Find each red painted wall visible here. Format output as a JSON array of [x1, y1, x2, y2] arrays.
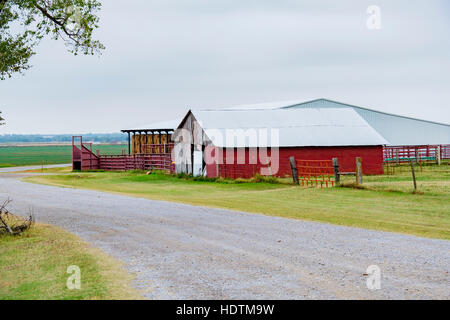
[[206, 146, 384, 178]]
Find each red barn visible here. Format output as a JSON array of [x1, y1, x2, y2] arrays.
[[173, 108, 387, 178]]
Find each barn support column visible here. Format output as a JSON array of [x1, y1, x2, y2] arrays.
[[127, 132, 131, 155], [202, 145, 206, 175], [191, 143, 194, 175]]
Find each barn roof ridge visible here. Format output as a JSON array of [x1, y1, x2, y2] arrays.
[[285, 98, 450, 127], [191, 98, 449, 126]]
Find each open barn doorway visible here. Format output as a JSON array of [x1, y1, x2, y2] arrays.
[[193, 150, 203, 176]]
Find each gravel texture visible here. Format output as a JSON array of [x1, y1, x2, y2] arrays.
[[1, 166, 449, 299], [0, 163, 70, 173]]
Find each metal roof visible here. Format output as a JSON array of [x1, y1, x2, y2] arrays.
[[200, 99, 308, 111], [120, 98, 449, 146], [189, 108, 388, 148], [281, 98, 450, 127], [121, 119, 182, 132], [280, 99, 450, 145]]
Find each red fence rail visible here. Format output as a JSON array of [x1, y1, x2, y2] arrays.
[[441, 145, 450, 159], [295, 159, 335, 187], [73, 136, 174, 172], [98, 154, 173, 172], [383, 145, 450, 164]]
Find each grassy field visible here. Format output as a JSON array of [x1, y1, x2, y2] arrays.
[[0, 223, 140, 300], [25, 164, 450, 240], [0, 144, 127, 167]]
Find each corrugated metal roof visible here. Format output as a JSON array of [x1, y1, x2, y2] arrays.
[[204, 99, 308, 110], [216, 98, 449, 126], [122, 119, 182, 132], [213, 98, 450, 146], [190, 108, 388, 148], [281, 99, 450, 145], [281, 98, 450, 126]]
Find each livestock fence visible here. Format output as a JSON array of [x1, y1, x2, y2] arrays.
[[291, 159, 336, 187], [98, 153, 173, 172], [383, 145, 449, 174], [289, 157, 363, 187], [383, 145, 450, 164], [72, 136, 174, 172]]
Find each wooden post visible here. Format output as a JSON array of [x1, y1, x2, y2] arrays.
[[356, 157, 363, 185], [436, 145, 441, 165], [289, 157, 299, 185], [332, 158, 340, 186], [395, 149, 399, 165], [127, 132, 131, 155], [191, 144, 194, 175], [410, 159, 417, 191]]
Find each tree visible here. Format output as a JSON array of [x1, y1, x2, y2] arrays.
[[0, 0, 104, 80], [0, 111, 4, 125]]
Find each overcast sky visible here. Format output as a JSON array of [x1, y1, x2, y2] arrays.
[[1, 0, 449, 134]]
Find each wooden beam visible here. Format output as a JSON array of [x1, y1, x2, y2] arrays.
[[289, 157, 299, 185], [356, 157, 363, 185], [332, 158, 340, 186], [127, 132, 131, 155], [410, 159, 417, 191]]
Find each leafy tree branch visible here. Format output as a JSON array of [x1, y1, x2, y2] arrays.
[[0, 0, 104, 80]]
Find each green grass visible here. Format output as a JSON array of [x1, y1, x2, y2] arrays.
[[0, 144, 127, 167], [25, 164, 450, 240], [0, 223, 141, 300]]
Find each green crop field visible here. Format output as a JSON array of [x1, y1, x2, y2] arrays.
[[0, 145, 128, 167]]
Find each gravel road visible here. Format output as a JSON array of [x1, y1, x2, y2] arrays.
[[1, 167, 449, 299], [0, 163, 70, 173]]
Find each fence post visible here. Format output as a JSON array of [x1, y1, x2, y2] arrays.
[[332, 158, 340, 186], [436, 145, 441, 165], [356, 157, 363, 185], [410, 159, 417, 191], [289, 157, 299, 185]]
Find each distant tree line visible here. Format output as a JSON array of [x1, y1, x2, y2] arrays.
[[0, 133, 127, 143]]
